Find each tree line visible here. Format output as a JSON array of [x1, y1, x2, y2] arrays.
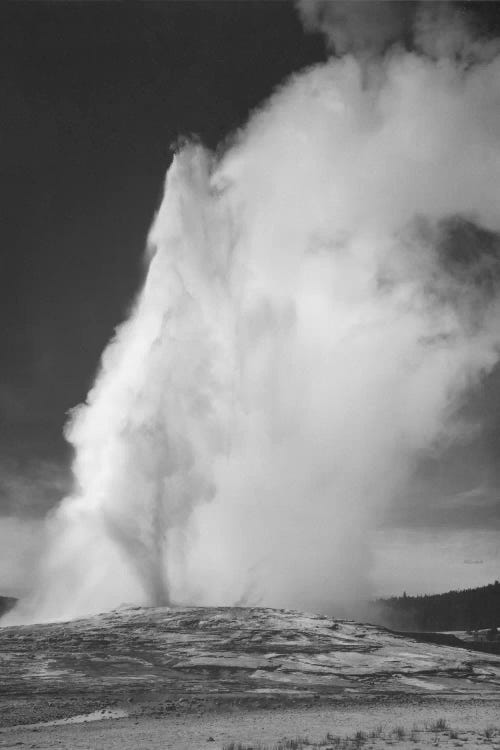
[[372, 580, 500, 632]]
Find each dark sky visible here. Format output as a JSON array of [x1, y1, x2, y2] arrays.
[[1, 0, 500, 555], [0, 1, 325, 502]]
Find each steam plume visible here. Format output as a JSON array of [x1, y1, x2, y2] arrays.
[[8, 7, 500, 623], [296, 0, 415, 56]]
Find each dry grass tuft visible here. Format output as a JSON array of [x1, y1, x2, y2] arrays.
[[429, 718, 449, 732]]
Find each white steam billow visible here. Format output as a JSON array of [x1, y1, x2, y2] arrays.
[[9, 28, 500, 623]]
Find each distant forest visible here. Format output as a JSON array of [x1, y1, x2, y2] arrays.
[[373, 581, 500, 632]]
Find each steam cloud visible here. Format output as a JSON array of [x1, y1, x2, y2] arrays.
[[297, 0, 416, 56], [8, 3, 500, 623]]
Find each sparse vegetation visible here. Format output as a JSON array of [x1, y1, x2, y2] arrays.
[[369, 725, 383, 738], [320, 733, 337, 746], [223, 737, 327, 750], [273, 739, 311, 750], [221, 738, 312, 750], [224, 721, 489, 750], [431, 718, 449, 732], [353, 730, 367, 747]]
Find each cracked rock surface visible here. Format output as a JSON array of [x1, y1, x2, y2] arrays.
[[1, 606, 500, 727]]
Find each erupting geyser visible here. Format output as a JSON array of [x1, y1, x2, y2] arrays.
[[9, 13, 500, 623]]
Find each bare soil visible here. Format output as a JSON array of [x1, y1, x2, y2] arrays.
[[0, 697, 499, 749]]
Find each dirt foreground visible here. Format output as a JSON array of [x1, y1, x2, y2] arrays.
[[0, 698, 499, 749]]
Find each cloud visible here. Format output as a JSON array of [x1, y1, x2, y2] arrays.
[[372, 528, 500, 596], [296, 1, 500, 64], [414, 3, 500, 63], [0, 517, 45, 597], [0, 458, 70, 518], [384, 484, 500, 533]]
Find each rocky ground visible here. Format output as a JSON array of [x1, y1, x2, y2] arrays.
[[0, 606, 499, 748]]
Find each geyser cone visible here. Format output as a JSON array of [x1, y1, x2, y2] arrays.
[[9, 42, 500, 623]]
